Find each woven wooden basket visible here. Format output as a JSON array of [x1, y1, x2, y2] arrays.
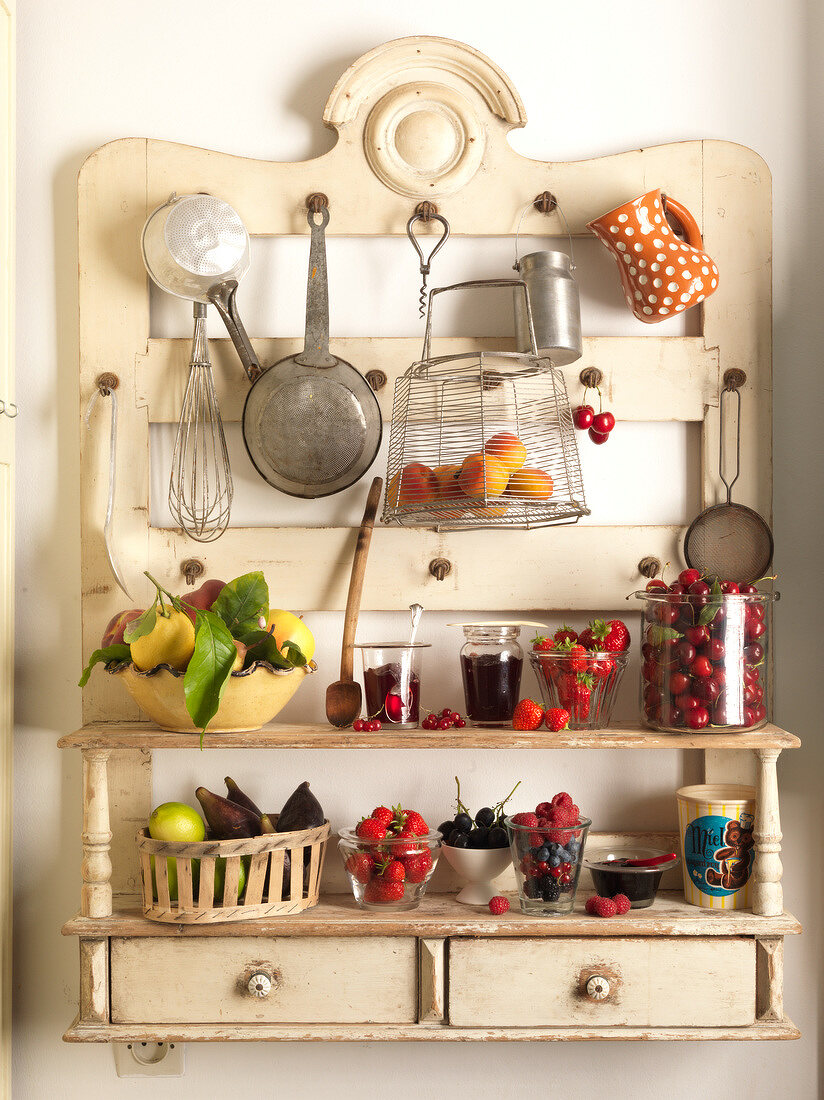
[[136, 818, 330, 924]]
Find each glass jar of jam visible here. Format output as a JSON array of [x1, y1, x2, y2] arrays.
[[459, 625, 524, 725]]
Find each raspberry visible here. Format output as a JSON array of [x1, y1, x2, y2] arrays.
[[511, 812, 539, 828], [535, 801, 552, 817], [551, 792, 573, 808], [584, 895, 599, 914], [593, 896, 618, 918], [612, 893, 631, 915], [488, 895, 510, 915]]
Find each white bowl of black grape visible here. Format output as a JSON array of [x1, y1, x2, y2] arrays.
[[438, 779, 519, 905]]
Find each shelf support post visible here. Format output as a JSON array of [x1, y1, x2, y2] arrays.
[[81, 748, 112, 918], [752, 747, 782, 917]]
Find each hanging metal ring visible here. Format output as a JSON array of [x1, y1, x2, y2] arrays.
[[406, 212, 450, 275], [513, 193, 576, 272]]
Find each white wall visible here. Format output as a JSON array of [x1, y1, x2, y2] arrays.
[[13, 0, 823, 1096]]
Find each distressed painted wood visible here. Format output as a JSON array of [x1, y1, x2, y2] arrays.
[[418, 939, 446, 1022], [752, 748, 784, 917], [79, 939, 109, 1024], [756, 937, 784, 1022], [63, 1018, 801, 1043], [58, 721, 801, 751], [80, 748, 112, 918], [448, 937, 755, 1027], [111, 936, 418, 1024], [62, 890, 802, 940]]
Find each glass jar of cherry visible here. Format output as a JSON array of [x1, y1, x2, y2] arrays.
[[635, 581, 778, 733]]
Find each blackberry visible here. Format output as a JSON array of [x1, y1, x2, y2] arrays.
[[540, 876, 561, 902], [488, 826, 508, 848], [524, 877, 541, 899], [475, 807, 495, 828]]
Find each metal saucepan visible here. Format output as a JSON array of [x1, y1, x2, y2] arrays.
[[241, 202, 382, 497]]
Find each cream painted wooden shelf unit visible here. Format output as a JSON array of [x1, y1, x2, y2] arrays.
[[65, 38, 799, 1046]]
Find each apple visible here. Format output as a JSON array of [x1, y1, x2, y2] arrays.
[[179, 579, 227, 624], [101, 608, 143, 648]]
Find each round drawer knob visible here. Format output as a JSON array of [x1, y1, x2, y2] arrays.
[[586, 975, 611, 1001], [248, 972, 272, 998]]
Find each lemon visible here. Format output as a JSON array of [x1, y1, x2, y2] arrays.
[[149, 801, 206, 843], [266, 609, 315, 662], [132, 608, 196, 671]]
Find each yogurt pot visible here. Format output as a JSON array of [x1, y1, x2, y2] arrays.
[[676, 784, 756, 909]]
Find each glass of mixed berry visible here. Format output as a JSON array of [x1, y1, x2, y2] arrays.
[[529, 622, 630, 730], [339, 804, 442, 910], [505, 794, 591, 915], [636, 572, 777, 732]]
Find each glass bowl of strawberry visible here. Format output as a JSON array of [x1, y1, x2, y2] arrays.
[[530, 622, 630, 730], [339, 805, 442, 911], [505, 794, 591, 915], [635, 580, 778, 732]]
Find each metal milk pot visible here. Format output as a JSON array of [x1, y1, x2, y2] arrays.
[[513, 250, 582, 365]]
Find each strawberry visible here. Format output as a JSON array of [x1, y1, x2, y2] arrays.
[[583, 618, 630, 653], [393, 824, 420, 856], [545, 707, 570, 732], [553, 625, 578, 646], [531, 633, 556, 651], [371, 806, 394, 828], [511, 812, 539, 828], [403, 810, 429, 837], [566, 642, 589, 673], [589, 653, 615, 680], [356, 817, 387, 841], [345, 852, 373, 884], [403, 849, 433, 883], [571, 681, 591, 720], [512, 698, 544, 731], [380, 859, 406, 883], [364, 878, 405, 904]]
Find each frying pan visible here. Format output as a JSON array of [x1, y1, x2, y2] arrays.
[[241, 203, 382, 497]]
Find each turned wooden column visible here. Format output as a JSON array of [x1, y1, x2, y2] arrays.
[[81, 748, 112, 917], [752, 748, 782, 917]]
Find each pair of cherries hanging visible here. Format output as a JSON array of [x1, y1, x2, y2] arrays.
[[572, 387, 615, 445]]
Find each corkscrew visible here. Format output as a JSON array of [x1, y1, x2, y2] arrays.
[[406, 207, 450, 319]]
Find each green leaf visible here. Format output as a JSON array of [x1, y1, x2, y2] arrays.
[[124, 603, 157, 644], [211, 572, 269, 637], [281, 640, 308, 667], [648, 624, 683, 647], [78, 644, 132, 687], [183, 611, 238, 735], [240, 629, 292, 670], [697, 602, 722, 627]]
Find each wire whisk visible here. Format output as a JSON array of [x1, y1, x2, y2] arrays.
[[169, 303, 234, 542], [406, 209, 450, 318]]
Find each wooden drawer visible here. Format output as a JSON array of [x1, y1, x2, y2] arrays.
[[448, 937, 755, 1028], [111, 937, 417, 1025]]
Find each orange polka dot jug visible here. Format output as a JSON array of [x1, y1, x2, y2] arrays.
[[587, 190, 719, 323]]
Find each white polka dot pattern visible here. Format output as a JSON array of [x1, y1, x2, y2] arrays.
[[586, 188, 720, 324]]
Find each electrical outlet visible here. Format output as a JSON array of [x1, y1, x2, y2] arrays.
[[113, 1040, 185, 1077]]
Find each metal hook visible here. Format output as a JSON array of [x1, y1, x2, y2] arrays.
[[406, 211, 450, 318]]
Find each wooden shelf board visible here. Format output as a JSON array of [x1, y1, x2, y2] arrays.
[[57, 721, 801, 751], [61, 891, 802, 939], [63, 1017, 801, 1043]]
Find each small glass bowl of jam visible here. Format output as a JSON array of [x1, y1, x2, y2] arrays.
[[583, 846, 680, 909]]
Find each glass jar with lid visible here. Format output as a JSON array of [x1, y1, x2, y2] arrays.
[[453, 622, 532, 726]]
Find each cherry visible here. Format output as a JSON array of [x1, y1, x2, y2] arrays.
[[752, 704, 767, 724], [720, 580, 740, 594], [743, 706, 756, 727], [679, 568, 701, 587], [642, 642, 655, 662], [707, 637, 725, 662], [573, 404, 594, 430], [739, 583, 759, 595], [353, 718, 366, 732], [441, 707, 452, 717], [746, 620, 766, 642], [695, 677, 721, 703], [661, 705, 685, 728], [685, 626, 709, 647], [675, 692, 700, 711], [655, 603, 680, 626], [668, 581, 687, 595], [669, 671, 690, 696], [588, 427, 610, 445], [711, 668, 726, 688], [677, 640, 696, 667], [644, 683, 662, 707], [646, 579, 669, 593], [691, 655, 713, 678], [752, 685, 764, 705], [743, 684, 758, 706], [686, 706, 710, 730], [366, 719, 382, 732], [592, 411, 615, 435], [450, 711, 462, 722], [744, 643, 764, 664]]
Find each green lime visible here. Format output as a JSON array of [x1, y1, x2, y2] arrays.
[[148, 802, 205, 843], [213, 855, 247, 903]]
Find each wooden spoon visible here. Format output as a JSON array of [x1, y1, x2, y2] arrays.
[[325, 476, 383, 728]]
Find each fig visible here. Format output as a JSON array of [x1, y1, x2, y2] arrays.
[[224, 776, 262, 817], [195, 786, 261, 840], [275, 781, 324, 833]]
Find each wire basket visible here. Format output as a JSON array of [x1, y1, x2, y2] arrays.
[[382, 280, 588, 530]]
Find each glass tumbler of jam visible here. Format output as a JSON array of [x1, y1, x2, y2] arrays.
[[459, 625, 524, 725], [356, 643, 429, 728]]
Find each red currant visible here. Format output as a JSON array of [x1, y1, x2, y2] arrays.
[[455, 718, 467, 728], [573, 404, 594, 430], [441, 707, 452, 717], [437, 718, 452, 730]]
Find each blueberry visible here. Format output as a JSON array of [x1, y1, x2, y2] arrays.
[[549, 854, 561, 867], [488, 826, 508, 848], [567, 840, 580, 856], [547, 842, 560, 854], [536, 846, 550, 862], [475, 807, 495, 828], [556, 848, 570, 862], [450, 832, 470, 848], [453, 813, 473, 833]]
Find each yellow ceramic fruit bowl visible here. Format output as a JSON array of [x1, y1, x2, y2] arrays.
[[110, 661, 313, 733]]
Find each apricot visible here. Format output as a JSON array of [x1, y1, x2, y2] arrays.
[[432, 464, 463, 501], [505, 467, 554, 500], [484, 432, 527, 473], [387, 462, 438, 508], [458, 453, 510, 499]]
